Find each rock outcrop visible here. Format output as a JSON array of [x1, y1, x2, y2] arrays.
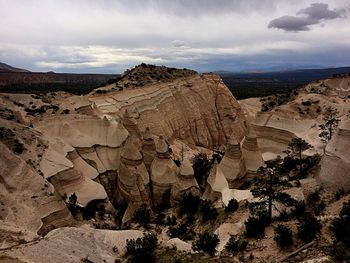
[[171, 159, 200, 202], [89, 73, 247, 149], [0, 65, 249, 237], [218, 136, 246, 188], [241, 128, 264, 174], [318, 119, 350, 191], [150, 136, 178, 206], [0, 227, 143, 263], [0, 142, 73, 247]]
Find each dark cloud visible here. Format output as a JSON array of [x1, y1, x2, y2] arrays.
[[269, 3, 346, 32]]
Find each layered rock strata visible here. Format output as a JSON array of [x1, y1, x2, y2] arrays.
[[318, 119, 350, 191]]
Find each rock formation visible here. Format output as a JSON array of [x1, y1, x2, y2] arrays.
[[241, 128, 264, 174], [318, 119, 350, 191], [150, 136, 178, 206], [218, 136, 246, 188], [171, 159, 201, 202]]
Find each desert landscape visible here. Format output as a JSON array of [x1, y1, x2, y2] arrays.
[[0, 62, 350, 262], [1, 1, 350, 263]]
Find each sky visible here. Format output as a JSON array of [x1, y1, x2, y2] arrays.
[[0, 0, 350, 73]]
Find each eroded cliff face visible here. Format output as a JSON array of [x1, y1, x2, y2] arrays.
[[240, 76, 350, 161], [318, 119, 350, 190], [89, 72, 247, 148], [0, 65, 248, 233]]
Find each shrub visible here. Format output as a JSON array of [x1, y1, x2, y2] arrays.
[[192, 152, 212, 191], [313, 200, 326, 216], [274, 225, 293, 248], [245, 215, 266, 238], [225, 198, 239, 213], [125, 232, 157, 263], [65, 193, 79, 216], [178, 193, 200, 216], [83, 200, 105, 220], [133, 204, 151, 227], [334, 188, 345, 201], [297, 213, 321, 242], [307, 189, 321, 204], [330, 242, 350, 262], [192, 231, 219, 256], [331, 200, 350, 246], [292, 201, 306, 218], [225, 235, 248, 254], [200, 199, 218, 222], [301, 100, 312, 106], [168, 222, 195, 241]]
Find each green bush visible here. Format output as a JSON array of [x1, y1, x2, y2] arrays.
[[331, 200, 350, 246], [245, 215, 267, 238], [178, 193, 200, 216], [64, 193, 79, 216], [133, 204, 151, 227], [274, 225, 293, 248], [297, 213, 321, 242], [225, 235, 248, 254], [200, 199, 218, 222], [192, 152, 212, 191], [192, 231, 219, 256], [168, 222, 195, 241], [225, 198, 239, 213], [292, 201, 306, 218], [125, 232, 157, 263], [330, 242, 350, 262]]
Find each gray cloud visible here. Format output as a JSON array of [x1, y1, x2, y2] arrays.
[[0, 0, 349, 73], [172, 40, 186, 47], [269, 3, 346, 31]]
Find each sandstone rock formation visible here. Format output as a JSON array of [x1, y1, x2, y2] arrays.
[[151, 136, 178, 206], [318, 119, 350, 191], [241, 128, 264, 174], [171, 159, 201, 202], [0, 227, 143, 263], [219, 136, 246, 188], [0, 65, 248, 248]]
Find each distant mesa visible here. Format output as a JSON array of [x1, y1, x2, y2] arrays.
[[0, 62, 30, 73]]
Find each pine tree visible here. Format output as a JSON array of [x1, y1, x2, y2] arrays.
[[251, 158, 295, 222], [319, 106, 340, 143], [285, 137, 312, 178]]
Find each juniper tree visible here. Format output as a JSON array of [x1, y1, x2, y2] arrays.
[[251, 158, 295, 222], [192, 152, 212, 192], [319, 106, 340, 143]]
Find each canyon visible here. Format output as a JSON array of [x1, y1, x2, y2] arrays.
[[0, 64, 350, 262]]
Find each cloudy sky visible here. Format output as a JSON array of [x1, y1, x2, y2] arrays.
[[0, 0, 349, 73]]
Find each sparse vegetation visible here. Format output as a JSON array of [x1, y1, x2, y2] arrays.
[[284, 137, 312, 178], [192, 152, 212, 192], [251, 158, 296, 222], [225, 198, 239, 213], [192, 231, 220, 256], [331, 199, 350, 246], [199, 199, 218, 222], [224, 235, 248, 254], [133, 204, 152, 227], [125, 232, 158, 263], [319, 106, 340, 143], [64, 193, 79, 217], [297, 213, 321, 242], [274, 225, 293, 248], [168, 222, 195, 241], [245, 213, 268, 238], [178, 193, 200, 216]]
